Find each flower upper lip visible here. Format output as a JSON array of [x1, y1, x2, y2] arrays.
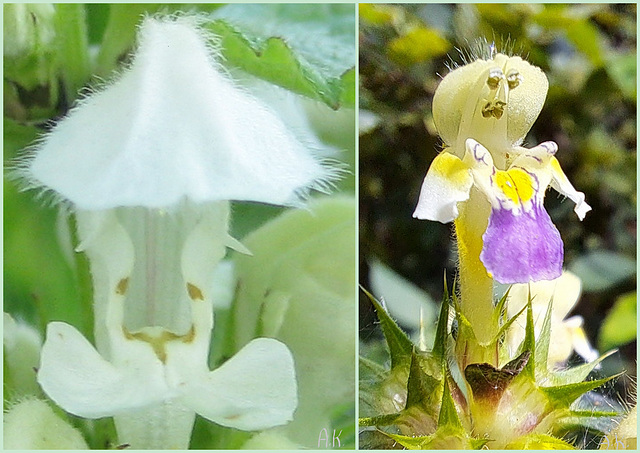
[[22, 16, 337, 210]]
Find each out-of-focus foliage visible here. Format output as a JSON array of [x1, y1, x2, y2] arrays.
[[359, 2, 636, 409]]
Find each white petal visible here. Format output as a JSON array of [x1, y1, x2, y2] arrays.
[[549, 156, 592, 220], [182, 338, 297, 431], [413, 150, 473, 223], [38, 322, 166, 418], [27, 17, 333, 210]]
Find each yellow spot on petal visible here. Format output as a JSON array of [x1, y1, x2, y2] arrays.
[[431, 152, 470, 187], [495, 171, 520, 204], [187, 283, 204, 301], [495, 168, 535, 205]]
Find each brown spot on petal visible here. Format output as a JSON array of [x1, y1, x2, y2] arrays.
[[187, 282, 204, 301], [116, 277, 129, 295]]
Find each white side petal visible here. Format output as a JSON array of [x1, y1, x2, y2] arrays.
[[549, 156, 592, 220], [413, 150, 473, 223], [182, 338, 297, 431], [38, 322, 164, 418], [28, 17, 332, 209]]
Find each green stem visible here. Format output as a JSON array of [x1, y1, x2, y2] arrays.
[[69, 213, 95, 343]]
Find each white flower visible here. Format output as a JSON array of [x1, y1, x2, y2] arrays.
[[505, 270, 598, 367], [15, 15, 344, 449]]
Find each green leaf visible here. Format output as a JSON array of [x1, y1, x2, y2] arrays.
[[210, 4, 355, 109], [505, 433, 576, 449], [362, 287, 413, 370], [569, 250, 636, 292], [599, 291, 637, 351]]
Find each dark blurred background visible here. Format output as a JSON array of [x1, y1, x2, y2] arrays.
[[359, 3, 636, 404]]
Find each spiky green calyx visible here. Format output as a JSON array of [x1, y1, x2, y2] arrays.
[[359, 286, 621, 449]]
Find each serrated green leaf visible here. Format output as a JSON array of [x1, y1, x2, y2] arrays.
[[540, 374, 621, 409], [210, 4, 355, 109], [362, 287, 413, 370], [505, 433, 575, 449], [599, 291, 637, 351]]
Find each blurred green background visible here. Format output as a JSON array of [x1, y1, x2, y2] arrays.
[[359, 3, 636, 406]]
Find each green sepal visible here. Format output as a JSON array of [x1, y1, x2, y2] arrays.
[[534, 292, 555, 376], [362, 287, 413, 370], [431, 278, 450, 361], [384, 427, 488, 450], [438, 371, 462, 429], [495, 303, 527, 345], [567, 409, 620, 418], [405, 349, 442, 411], [491, 285, 511, 327], [519, 297, 536, 379], [504, 433, 576, 449], [544, 350, 617, 387], [540, 373, 622, 409]]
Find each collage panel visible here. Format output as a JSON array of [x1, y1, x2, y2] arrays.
[[3, 2, 638, 452], [359, 3, 636, 450], [4, 3, 356, 450]]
